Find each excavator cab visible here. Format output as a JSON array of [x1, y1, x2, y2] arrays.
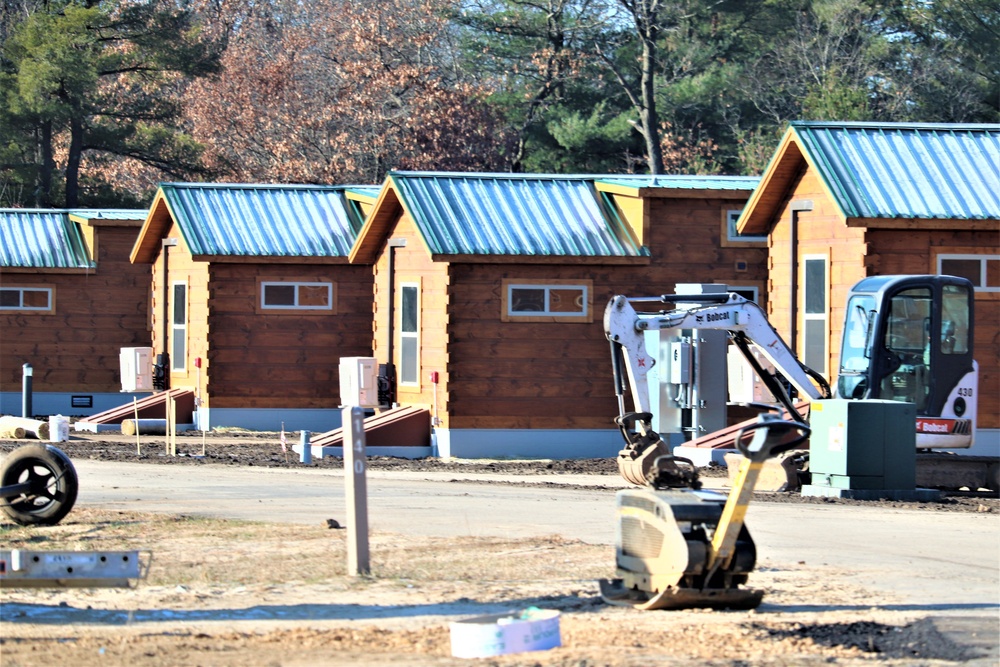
[[836, 275, 977, 449]]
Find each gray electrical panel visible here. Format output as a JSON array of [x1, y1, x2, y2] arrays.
[[648, 284, 729, 444], [808, 399, 916, 490]]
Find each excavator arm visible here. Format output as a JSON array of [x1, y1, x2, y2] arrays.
[[604, 292, 831, 484]]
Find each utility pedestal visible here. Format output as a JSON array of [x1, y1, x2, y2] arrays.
[[802, 399, 939, 500]]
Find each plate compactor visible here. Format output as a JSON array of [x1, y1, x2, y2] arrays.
[[600, 414, 810, 611]]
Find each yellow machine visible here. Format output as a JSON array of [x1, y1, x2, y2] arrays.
[[600, 414, 809, 610]]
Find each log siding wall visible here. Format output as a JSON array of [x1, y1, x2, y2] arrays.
[[447, 263, 614, 429], [145, 221, 375, 411], [429, 195, 767, 431], [151, 222, 209, 393], [0, 224, 151, 394], [371, 215, 449, 423], [765, 169, 867, 379], [204, 263, 373, 409], [765, 169, 999, 429]]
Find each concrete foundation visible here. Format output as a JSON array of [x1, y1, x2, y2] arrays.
[[801, 484, 942, 502]]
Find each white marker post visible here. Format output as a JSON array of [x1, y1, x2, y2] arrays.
[[343, 406, 370, 575]]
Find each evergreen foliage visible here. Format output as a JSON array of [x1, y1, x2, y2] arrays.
[[0, 0, 994, 205], [0, 0, 220, 207]]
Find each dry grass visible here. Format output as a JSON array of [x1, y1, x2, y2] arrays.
[[1, 508, 981, 667], [0, 507, 612, 590]]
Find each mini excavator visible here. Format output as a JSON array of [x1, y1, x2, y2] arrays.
[[598, 277, 981, 609], [604, 291, 831, 487], [604, 277, 979, 487], [599, 291, 823, 610]]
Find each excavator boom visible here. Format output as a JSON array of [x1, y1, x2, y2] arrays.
[[605, 292, 830, 484]]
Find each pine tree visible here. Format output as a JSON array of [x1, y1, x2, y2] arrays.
[[0, 0, 221, 207]]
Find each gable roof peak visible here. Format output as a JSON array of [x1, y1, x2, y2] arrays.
[[738, 121, 999, 235]]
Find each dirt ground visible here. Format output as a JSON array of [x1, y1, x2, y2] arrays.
[[2, 429, 995, 512], [1, 430, 998, 666]]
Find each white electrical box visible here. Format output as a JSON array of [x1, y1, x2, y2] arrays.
[[667, 341, 691, 384], [727, 345, 777, 404], [120, 347, 154, 392], [339, 356, 379, 408]]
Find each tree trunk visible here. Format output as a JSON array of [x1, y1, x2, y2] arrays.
[[65, 115, 84, 207], [639, 35, 665, 174], [35, 120, 54, 207]]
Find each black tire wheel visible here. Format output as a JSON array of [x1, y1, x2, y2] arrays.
[[1, 445, 79, 526]]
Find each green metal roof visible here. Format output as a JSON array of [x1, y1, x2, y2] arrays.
[[67, 209, 149, 222], [343, 186, 381, 199], [791, 122, 1000, 220], [0, 209, 128, 269], [388, 172, 648, 257], [596, 175, 760, 191], [158, 183, 373, 257]]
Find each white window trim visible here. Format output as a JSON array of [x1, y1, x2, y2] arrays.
[[725, 209, 767, 245], [937, 253, 1000, 293], [260, 281, 335, 310], [171, 281, 187, 372], [0, 286, 53, 312], [506, 283, 590, 318], [802, 254, 829, 376], [399, 282, 420, 387]]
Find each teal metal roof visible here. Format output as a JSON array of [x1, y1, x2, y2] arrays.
[[69, 209, 148, 221], [596, 175, 760, 191], [791, 122, 1000, 220], [388, 172, 648, 257], [159, 183, 371, 257], [343, 186, 381, 199], [0, 209, 96, 269]]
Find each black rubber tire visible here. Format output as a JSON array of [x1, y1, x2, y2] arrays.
[[1, 444, 79, 526]]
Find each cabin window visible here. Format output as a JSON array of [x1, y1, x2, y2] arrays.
[[802, 255, 828, 375], [399, 283, 419, 386], [502, 279, 593, 322], [0, 286, 53, 312], [722, 209, 767, 246], [937, 254, 1000, 293], [171, 282, 187, 372], [260, 281, 334, 311]]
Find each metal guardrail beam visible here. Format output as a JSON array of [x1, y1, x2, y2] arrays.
[[0, 550, 144, 588]]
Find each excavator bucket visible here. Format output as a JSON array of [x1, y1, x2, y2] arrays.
[[724, 449, 806, 492], [614, 411, 673, 486], [616, 441, 670, 486]]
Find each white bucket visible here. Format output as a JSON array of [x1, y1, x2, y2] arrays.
[[450, 608, 560, 659], [49, 415, 70, 443]]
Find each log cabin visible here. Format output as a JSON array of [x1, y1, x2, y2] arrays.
[[0, 209, 151, 416], [350, 172, 767, 458], [736, 121, 999, 455], [130, 183, 379, 432]]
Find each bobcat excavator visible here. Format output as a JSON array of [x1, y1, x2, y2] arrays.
[[599, 275, 980, 610], [605, 275, 979, 486]]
